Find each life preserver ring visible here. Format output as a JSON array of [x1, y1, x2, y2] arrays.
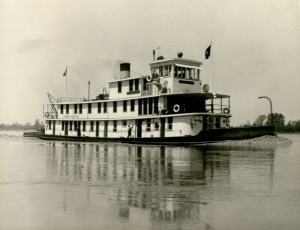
[[45, 112, 50, 118], [146, 75, 152, 82], [173, 104, 180, 113], [223, 108, 230, 114]]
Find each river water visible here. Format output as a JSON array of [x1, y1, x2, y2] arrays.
[[0, 133, 299, 230]]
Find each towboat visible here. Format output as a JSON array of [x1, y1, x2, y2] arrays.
[[39, 52, 275, 145]]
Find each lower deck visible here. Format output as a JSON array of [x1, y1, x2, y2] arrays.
[[45, 114, 231, 139]]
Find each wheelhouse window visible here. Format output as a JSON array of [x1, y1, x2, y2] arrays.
[[123, 100, 127, 112], [113, 101, 117, 113], [118, 81, 122, 93], [60, 105, 64, 114], [174, 66, 200, 80], [88, 103, 92, 114]]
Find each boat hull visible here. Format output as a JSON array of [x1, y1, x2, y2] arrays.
[[32, 126, 276, 145]]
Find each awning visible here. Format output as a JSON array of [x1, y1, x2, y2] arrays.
[[175, 64, 203, 70]]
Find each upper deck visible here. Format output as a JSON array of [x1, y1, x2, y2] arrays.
[[108, 55, 204, 100]]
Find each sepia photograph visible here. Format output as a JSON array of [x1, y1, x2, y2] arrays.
[[1, 0, 300, 229]]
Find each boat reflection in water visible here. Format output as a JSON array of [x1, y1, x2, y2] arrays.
[[45, 141, 275, 228]]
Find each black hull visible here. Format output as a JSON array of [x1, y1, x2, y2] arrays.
[[32, 126, 276, 146]]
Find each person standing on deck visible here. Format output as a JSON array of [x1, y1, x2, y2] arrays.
[[127, 124, 133, 138]]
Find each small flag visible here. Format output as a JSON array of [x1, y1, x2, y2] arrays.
[[63, 66, 67, 77], [205, 45, 211, 59]]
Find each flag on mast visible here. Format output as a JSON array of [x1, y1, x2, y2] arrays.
[[205, 45, 211, 59], [63, 66, 67, 77]]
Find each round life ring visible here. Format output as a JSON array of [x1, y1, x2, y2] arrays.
[[173, 104, 180, 113], [146, 75, 152, 82], [45, 112, 50, 118], [223, 108, 230, 114]]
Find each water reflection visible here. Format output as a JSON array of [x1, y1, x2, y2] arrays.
[[45, 142, 275, 226]]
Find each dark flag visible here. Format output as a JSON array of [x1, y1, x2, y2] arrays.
[[205, 45, 211, 59], [63, 66, 67, 77]]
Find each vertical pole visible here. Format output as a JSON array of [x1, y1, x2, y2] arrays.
[[66, 74, 68, 97], [210, 41, 213, 94], [88, 81, 90, 100]]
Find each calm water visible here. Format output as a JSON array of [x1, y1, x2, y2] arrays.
[[0, 133, 299, 230]]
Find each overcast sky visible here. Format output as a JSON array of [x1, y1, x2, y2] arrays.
[[1, 0, 300, 126]]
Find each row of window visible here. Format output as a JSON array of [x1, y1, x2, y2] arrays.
[[48, 118, 173, 132], [151, 65, 200, 80], [60, 98, 159, 115], [117, 78, 148, 93]]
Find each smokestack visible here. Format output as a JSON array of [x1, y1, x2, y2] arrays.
[[120, 63, 130, 79]]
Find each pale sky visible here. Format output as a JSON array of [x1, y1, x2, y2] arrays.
[[1, 0, 300, 126]]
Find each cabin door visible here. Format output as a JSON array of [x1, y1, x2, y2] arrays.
[[96, 121, 99, 137], [64, 121, 68, 136], [53, 121, 56, 135], [160, 118, 165, 138], [104, 121, 108, 138], [136, 119, 142, 138]]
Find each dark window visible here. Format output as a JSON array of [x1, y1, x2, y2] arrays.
[[49, 121, 52, 130], [149, 98, 153, 115], [168, 117, 173, 130], [79, 104, 82, 114], [138, 99, 143, 115], [113, 101, 117, 113], [143, 98, 148, 115], [74, 104, 78, 114], [122, 120, 127, 127], [113, 121, 117, 132], [134, 79, 139, 91], [129, 80, 134, 91], [118, 81, 122, 93], [130, 99, 135, 112], [103, 102, 107, 113], [60, 105, 64, 114], [88, 103, 92, 114], [66, 104, 69, 114], [146, 119, 151, 131], [98, 102, 101, 113], [70, 121, 73, 131], [154, 97, 159, 114], [62, 121, 65, 130], [90, 121, 94, 131], [83, 121, 86, 131], [123, 101, 127, 112], [143, 78, 148, 91]]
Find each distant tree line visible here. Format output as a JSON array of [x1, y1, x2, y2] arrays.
[[241, 113, 300, 132], [0, 119, 44, 130]]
